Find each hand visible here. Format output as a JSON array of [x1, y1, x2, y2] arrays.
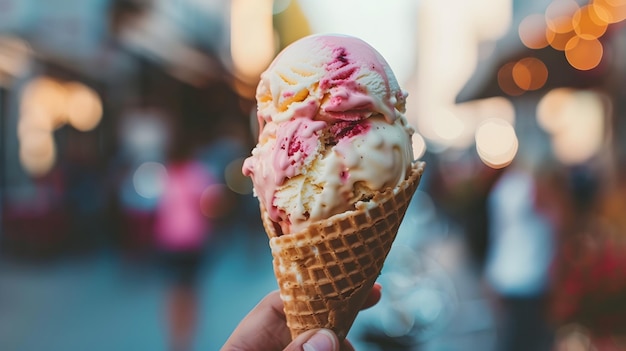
[[221, 283, 382, 351]]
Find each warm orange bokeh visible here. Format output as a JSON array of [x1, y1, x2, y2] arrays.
[[512, 57, 548, 91], [565, 37, 604, 70]]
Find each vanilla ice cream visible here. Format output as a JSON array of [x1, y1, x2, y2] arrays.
[[243, 34, 415, 235]]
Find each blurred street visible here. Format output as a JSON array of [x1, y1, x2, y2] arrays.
[[0, 201, 502, 351], [0, 221, 278, 351]]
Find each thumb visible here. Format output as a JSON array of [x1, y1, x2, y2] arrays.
[[283, 329, 339, 351]]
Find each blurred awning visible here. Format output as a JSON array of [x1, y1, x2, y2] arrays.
[[456, 0, 621, 103], [456, 44, 611, 103]]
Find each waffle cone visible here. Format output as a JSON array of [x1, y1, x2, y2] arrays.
[[260, 162, 425, 340]]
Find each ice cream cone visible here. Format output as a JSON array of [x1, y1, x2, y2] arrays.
[[260, 161, 425, 340]]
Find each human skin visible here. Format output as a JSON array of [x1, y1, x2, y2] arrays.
[[221, 283, 382, 351]]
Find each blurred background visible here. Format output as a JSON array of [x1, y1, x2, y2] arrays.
[[1, 0, 625, 350]]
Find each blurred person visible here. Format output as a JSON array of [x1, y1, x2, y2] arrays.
[[154, 141, 220, 351], [222, 284, 382, 351], [483, 164, 556, 351], [427, 153, 502, 271]]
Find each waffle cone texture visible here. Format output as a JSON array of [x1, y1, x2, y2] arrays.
[[260, 161, 425, 340]]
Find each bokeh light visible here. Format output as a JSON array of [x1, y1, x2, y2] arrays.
[[545, 0, 580, 28], [133, 162, 168, 199], [544, 0, 578, 51], [512, 57, 548, 91], [65, 82, 103, 132], [201, 183, 233, 219], [519, 14, 550, 49], [521, 0, 626, 73], [18, 129, 56, 177], [537, 89, 606, 165], [537, 88, 575, 134], [565, 36, 603, 70], [21, 77, 68, 129], [551, 92, 605, 165], [573, 5, 608, 39], [546, 27, 576, 51], [224, 157, 253, 195], [475, 118, 518, 169], [498, 62, 525, 96], [545, 0, 579, 33], [230, 0, 275, 83], [0, 36, 31, 84], [18, 106, 54, 139], [592, 0, 626, 23], [17, 77, 105, 175], [590, 2, 614, 24]]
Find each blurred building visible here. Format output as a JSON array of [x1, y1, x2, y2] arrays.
[[0, 0, 255, 257]]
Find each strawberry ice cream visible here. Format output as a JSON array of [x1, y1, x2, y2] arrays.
[[243, 34, 415, 235]]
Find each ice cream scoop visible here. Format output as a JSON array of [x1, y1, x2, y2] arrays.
[[243, 34, 415, 235]]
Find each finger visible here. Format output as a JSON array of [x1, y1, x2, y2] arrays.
[[361, 283, 382, 310], [284, 328, 339, 351], [221, 290, 292, 351]]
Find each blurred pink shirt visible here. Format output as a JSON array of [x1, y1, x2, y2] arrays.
[[154, 161, 216, 251]]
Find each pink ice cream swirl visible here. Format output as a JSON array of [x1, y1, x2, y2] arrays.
[[272, 118, 326, 182], [243, 34, 413, 235], [242, 117, 327, 225], [318, 44, 406, 124]]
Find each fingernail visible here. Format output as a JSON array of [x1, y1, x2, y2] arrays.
[[303, 329, 337, 351]]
